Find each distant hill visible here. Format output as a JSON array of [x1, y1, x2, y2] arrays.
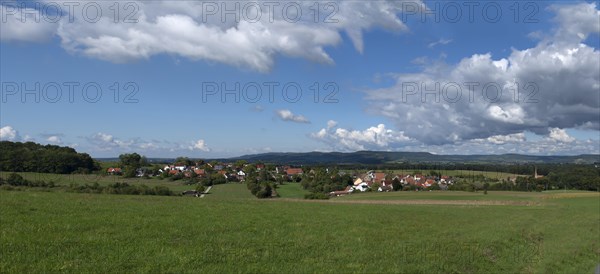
[[95, 151, 599, 165], [216, 151, 600, 165]]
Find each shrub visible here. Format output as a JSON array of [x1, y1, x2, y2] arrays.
[[535, 184, 545, 192], [7, 173, 26, 186], [304, 193, 330, 200]]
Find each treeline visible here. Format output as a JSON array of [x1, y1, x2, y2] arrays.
[[300, 167, 352, 193], [0, 141, 100, 174], [0, 173, 175, 196], [449, 165, 599, 192], [307, 162, 598, 176], [244, 165, 276, 198]]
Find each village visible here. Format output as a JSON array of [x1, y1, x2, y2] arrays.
[[106, 160, 455, 197]]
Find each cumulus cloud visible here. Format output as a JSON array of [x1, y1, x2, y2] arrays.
[[548, 128, 575, 143], [313, 124, 596, 155], [276, 109, 310, 123], [46, 135, 62, 144], [1, 1, 415, 72], [86, 133, 134, 151], [364, 3, 600, 145], [0, 126, 20, 141], [311, 122, 411, 151], [327, 120, 338, 129], [474, 133, 526, 145], [0, 5, 57, 42], [189, 139, 210, 152], [85, 132, 212, 155]]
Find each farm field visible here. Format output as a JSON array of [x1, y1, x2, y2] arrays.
[[1, 184, 599, 273]]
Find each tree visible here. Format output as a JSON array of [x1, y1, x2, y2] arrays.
[[391, 178, 402, 191], [174, 157, 193, 166], [234, 160, 248, 168]]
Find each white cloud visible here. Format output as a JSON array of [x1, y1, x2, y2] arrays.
[[312, 123, 411, 151], [0, 5, 57, 42], [85, 132, 212, 155], [3, 1, 415, 72], [428, 38, 452, 49], [0, 126, 20, 141], [327, 120, 338, 129], [189, 139, 210, 152], [276, 109, 310, 123], [86, 132, 134, 151], [548, 128, 575, 143], [364, 3, 600, 146], [46, 135, 62, 144], [474, 133, 526, 145]]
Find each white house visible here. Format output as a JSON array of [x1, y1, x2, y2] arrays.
[[351, 177, 371, 192]]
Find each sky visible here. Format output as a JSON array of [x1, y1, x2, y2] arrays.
[[0, 0, 599, 158]]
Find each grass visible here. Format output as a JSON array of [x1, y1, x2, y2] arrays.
[[337, 190, 541, 201], [0, 171, 195, 192], [1, 184, 598, 273], [275, 183, 310, 199]]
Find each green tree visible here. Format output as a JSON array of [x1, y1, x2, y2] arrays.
[[391, 178, 402, 191]]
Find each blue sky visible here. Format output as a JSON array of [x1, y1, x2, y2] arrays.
[[1, 1, 599, 157]]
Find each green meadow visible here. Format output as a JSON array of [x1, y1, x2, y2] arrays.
[[1, 182, 599, 273], [0, 172, 194, 192]]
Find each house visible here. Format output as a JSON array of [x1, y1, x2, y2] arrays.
[[372, 172, 386, 183], [217, 170, 228, 179], [352, 178, 371, 192], [256, 164, 265, 170], [107, 168, 122, 175], [423, 179, 436, 188], [237, 170, 246, 181], [194, 169, 206, 177], [286, 168, 303, 176], [353, 182, 371, 192]]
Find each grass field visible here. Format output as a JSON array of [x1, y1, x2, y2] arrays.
[[275, 183, 310, 199], [1, 183, 599, 273], [0, 172, 194, 192]]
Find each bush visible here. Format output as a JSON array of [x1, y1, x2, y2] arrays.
[[304, 193, 330, 200], [7, 173, 26, 186], [535, 184, 545, 192]]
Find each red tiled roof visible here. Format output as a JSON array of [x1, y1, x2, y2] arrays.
[[373, 172, 386, 181], [194, 169, 205, 175], [286, 168, 303, 175]]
